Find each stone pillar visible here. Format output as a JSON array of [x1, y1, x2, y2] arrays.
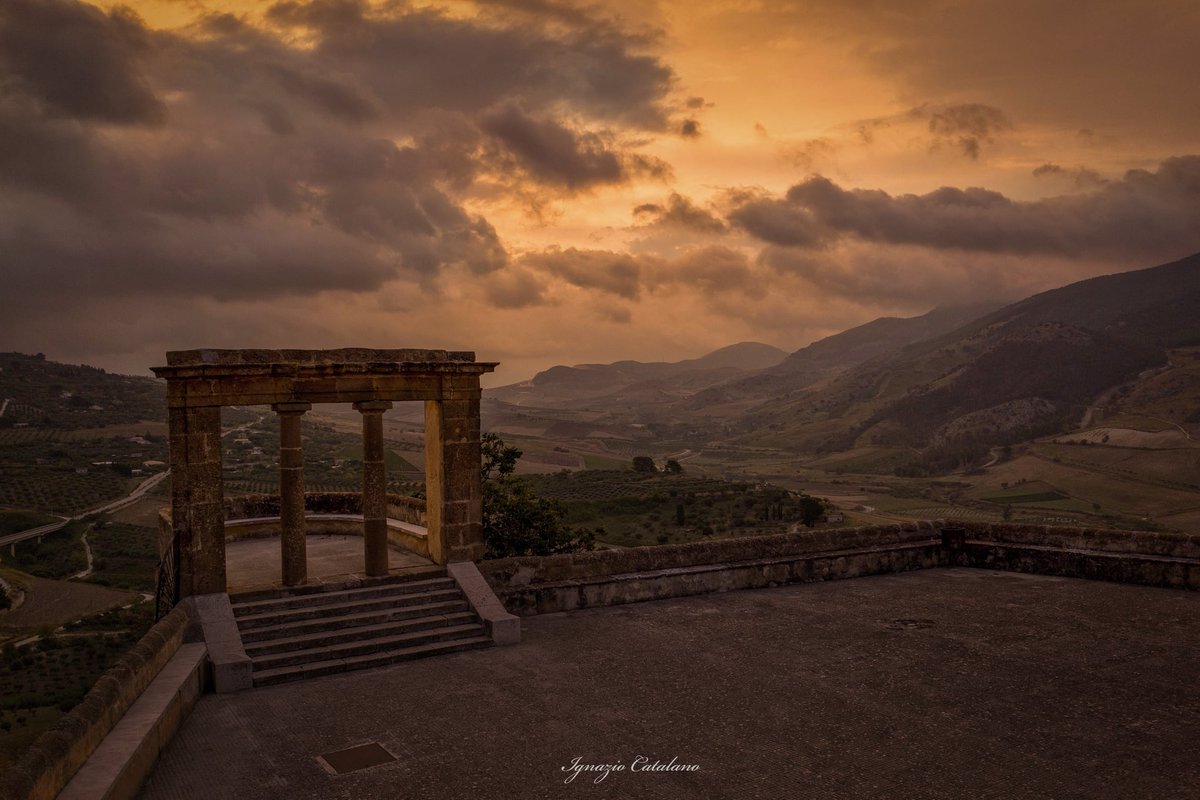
[[273, 402, 311, 587], [424, 389, 484, 564], [354, 400, 392, 577], [167, 405, 225, 596]]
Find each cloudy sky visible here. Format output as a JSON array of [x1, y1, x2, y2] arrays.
[[2, 0, 1199, 382]]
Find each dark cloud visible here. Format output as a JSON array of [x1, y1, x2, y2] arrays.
[[483, 267, 549, 309], [520, 247, 644, 298], [266, 0, 676, 130], [0, 0, 680, 321], [481, 105, 668, 190], [633, 193, 726, 232], [845, 103, 1008, 159], [1032, 163, 1108, 189], [728, 156, 1200, 262], [685, 96, 708, 109], [669, 246, 764, 298], [926, 103, 1009, 159], [754, 243, 1052, 312], [726, 192, 826, 247], [679, 119, 701, 138], [0, 0, 164, 124]]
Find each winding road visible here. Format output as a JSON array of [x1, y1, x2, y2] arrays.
[[0, 469, 170, 549]]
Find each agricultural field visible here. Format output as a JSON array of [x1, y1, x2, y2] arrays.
[[519, 469, 827, 547], [0, 602, 153, 771], [222, 414, 426, 497], [0, 428, 165, 515], [964, 453, 1200, 530], [85, 521, 159, 592]]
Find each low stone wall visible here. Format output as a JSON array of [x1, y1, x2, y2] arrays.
[[952, 521, 1200, 590], [479, 520, 1200, 616], [157, 492, 428, 555], [479, 523, 943, 615], [0, 604, 196, 800], [221, 492, 426, 525]]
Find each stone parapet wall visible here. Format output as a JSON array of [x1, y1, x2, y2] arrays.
[[479, 523, 942, 615], [0, 605, 196, 800], [951, 521, 1200, 590], [952, 520, 1200, 559], [478, 520, 1200, 616]]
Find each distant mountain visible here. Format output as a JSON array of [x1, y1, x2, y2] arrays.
[[736, 252, 1200, 471], [681, 304, 999, 416], [487, 341, 788, 409]]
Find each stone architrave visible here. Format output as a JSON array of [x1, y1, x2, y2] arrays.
[[273, 401, 311, 586], [354, 400, 392, 577], [153, 349, 495, 597]]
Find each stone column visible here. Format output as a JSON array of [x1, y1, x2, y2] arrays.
[[354, 400, 392, 577], [273, 402, 311, 587], [424, 388, 484, 564], [167, 405, 225, 596]]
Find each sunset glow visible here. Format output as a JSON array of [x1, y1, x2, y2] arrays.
[[3, 0, 1198, 381]]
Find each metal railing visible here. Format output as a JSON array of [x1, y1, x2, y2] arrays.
[[154, 532, 181, 621]]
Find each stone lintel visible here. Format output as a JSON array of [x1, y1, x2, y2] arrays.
[[164, 347, 478, 366], [272, 401, 312, 414], [353, 400, 394, 413], [162, 375, 485, 409]]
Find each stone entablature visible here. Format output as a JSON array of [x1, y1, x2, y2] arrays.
[[152, 348, 496, 598]]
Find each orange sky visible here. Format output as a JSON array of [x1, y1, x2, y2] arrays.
[[4, 0, 1199, 382]]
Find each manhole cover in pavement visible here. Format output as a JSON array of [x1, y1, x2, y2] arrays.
[[880, 618, 935, 630], [317, 742, 397, 775]]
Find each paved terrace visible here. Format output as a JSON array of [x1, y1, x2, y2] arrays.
[[139, 569, 1200, 800]]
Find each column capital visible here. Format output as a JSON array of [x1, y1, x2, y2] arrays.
[[272, 401, 312, 414], [353, 400, 393, 413]]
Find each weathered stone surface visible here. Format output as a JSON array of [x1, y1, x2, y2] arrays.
[[159, 349, 492, 597], [0, 606, 193, 800], [164, 348, 478, 366]]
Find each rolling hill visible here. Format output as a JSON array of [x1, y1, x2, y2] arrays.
[[735, 252, 1200, 471], [487, 341, 788, 410]]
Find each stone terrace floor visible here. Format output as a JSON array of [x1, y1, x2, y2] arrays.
[[139, 569, 1200, 800]]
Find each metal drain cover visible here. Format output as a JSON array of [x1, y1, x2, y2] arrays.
[[317, 742, 397, 775]]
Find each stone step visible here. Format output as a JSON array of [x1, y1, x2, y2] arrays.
[[234, 589, 466, 630], [252, 636, 494, 687], [238, 600, 472, 643], [243, 612, 479, 656], [229, 565, 447, 604], [250, 623, 486, 671], [231, 578, 456, 617]]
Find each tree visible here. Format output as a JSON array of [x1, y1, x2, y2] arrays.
[[664, 458, 683, 474], [798, 496, 825, 527], [481, 433, 594, 558], [632, 456, 656, 473]]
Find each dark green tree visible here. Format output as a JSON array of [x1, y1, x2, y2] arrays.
[[798, 496, 826, 527], [481, 433, 594, 558], [664, 458, 683, 474], [632, 456, 657, 473]]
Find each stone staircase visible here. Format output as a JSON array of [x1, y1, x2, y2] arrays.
[[230, 567, 493, 687]]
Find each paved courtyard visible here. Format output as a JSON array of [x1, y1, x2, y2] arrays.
[[140, 569, 1200, 799]]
